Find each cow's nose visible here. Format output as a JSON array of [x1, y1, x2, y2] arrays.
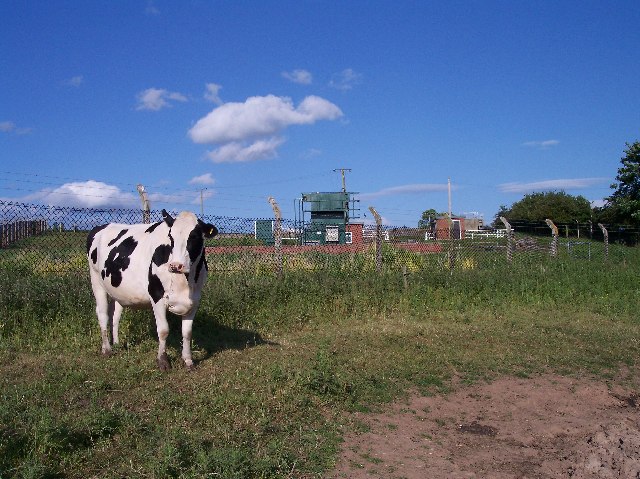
[[169, 262, 185, 273]]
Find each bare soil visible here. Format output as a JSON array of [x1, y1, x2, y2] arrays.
[[331, 371, 640, 478]]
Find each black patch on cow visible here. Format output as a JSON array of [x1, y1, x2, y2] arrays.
[[187, 225, 204, 263], [145, 221, 162, 234], [86, 224, 108, 255], [108, 229, 129, 247], [102, 236, 138, 288], [194, 252, 205, 283], [148, 264, 164, 303], [90, 247, 98, 264], [151, 244, 172, 266]]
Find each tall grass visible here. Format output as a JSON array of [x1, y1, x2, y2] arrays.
[[1, 247, 640, 478]]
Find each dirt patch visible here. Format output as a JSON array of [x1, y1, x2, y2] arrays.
[[332, 373, 640, 478]]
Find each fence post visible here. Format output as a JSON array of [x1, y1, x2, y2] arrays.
[[368, 206, 383, 272], [545, 219, 558, 257], [268, 197, 283, 279], [500, 216, 514, 263], [598, 223, 609, 262], [136, 184, 151, 224], [446, 213, 455, 272]]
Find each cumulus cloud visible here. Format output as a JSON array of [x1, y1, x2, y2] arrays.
[[498, 177, 608, 194], [329, 68, 362, 91], [359, 183, 449, 201], [522, 139, 560, 149], [204, 83, 223, 104], [38, 181, 138, 208], [188, 94, 342, 163], [189, 94, 342, 144], [205, 137, 286, 164], [188, 173, 216, 185], [136, 88, 188, 111], [282, 69, 313, 85], [0, 120, 33, 135]]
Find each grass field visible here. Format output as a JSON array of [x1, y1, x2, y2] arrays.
[[1, 235, 640, 478]]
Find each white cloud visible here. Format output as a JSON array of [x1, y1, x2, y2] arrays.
[[204, 83, 223, 105], [0, 120, 33, 135], [136, 88, 188, 111], [38, 181, 138, 208], [189, 173, 216, 185], [359, 183, 449, 201], [205, 137, 285, 163], [329, 68, 362, 91], [65, 75, 84, 87], [522, 139, 560, 149], [282, 69, 313, 85], [300, 148, 322, 159], [189, 94, 342, 163], [498, 177, 608, 194], [188, 94, 342, 144]]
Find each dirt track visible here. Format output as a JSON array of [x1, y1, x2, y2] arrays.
[[332, 372, 640, 478]]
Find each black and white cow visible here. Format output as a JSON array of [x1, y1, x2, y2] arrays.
[[86, 209, 217, 371]]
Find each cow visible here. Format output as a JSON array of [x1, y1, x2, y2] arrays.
[[86, 209, 218, 371]]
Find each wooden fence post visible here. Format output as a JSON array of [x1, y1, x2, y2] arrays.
[[446, 213, 455, 272], [598, 223, 608, 262], [500, 216, 514, 263], [545, 219, 558, 257], [136, 184, 151, 224], [368, 206, 383, 272], [268, 197, 283, 278]]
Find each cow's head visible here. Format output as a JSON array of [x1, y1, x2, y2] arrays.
[[162, 209, 217, 275]]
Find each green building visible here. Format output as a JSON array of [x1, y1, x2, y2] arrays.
[[296, 192, 359, 245]]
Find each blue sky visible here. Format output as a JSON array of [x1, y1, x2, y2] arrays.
[[2, 0, 639, 226]]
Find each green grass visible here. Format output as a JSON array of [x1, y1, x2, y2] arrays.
[[1, 239, 640, 478]]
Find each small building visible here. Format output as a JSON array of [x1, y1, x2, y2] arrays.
[[296, 191, 359, 245], [346, 223, 363, 245], [434, 216, 466, 240]]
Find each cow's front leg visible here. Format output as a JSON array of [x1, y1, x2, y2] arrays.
[[181, 314, 195, 371], [152, 304, 171, 371]]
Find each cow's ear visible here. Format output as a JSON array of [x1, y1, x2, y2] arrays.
[[162, 209, 175, 227], [199, 220, 218, 238]]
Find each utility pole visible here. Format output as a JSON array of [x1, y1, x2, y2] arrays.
[[333, 168, 351, 192], [447, 178, 452, 218], [200, 188, 207, 216]]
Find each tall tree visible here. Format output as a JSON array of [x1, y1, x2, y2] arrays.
[[605, 141, 640, 224], [495, 191, 592, 224], [418, 208, 442, 228]]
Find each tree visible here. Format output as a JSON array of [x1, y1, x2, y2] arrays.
[[494, 191, 592, 224], [604, 141, 640, 224], [418, 208, 443, 228]]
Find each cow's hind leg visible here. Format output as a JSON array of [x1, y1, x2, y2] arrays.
[[92, 284, 113, 356], [111, 301, 124, 346]]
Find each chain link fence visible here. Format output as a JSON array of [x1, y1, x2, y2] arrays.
[[1, 200, 637, 277]]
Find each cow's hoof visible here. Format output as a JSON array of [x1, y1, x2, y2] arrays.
[[157, 353, 171, 371], [184, 360, 195, 372], [102, 349, 112, 358]]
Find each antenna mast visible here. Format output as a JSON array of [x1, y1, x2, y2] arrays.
[[333, 168, 352, 192]]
